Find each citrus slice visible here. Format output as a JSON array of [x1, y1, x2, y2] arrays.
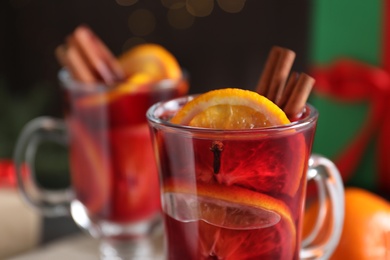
[[169, 88, 305, 197], [69, 119, 109, 215], [170, 88, 290, 128], [76, 72, 155, 107], [164, 181, 296, 259], [109, 123, 160, 222], [119, 43, 182, 81], [77, 43, 185, 107]]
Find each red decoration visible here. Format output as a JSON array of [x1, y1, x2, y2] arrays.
[[0, 159, 29, 188], [384, 0, 390, 73], [0, 160, 18, 187]]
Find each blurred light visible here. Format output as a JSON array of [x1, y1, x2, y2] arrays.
[[128, 9, 156, 37], [122, 37, 146, 53], [167, 6, 194, 30], [161, 0, 185, 9], [186, 0, 214, 17], [217, 0, 246, 13], [116, 0, 138, 7]]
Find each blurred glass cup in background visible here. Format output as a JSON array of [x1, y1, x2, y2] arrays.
[[14, 69, 188, 259]]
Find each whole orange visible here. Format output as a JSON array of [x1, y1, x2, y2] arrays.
[[303, 188, 390, 259]]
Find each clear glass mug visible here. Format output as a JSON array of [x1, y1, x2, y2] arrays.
[[147, 95, 344, 260], [13, 70, 188, 259]]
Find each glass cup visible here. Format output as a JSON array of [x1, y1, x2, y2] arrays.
[[147, 95, 344, 260], [13, 69, 188, 259]]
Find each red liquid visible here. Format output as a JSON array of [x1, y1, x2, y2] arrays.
[[65, 84, 186, 223], [153, 109, 316, 259]]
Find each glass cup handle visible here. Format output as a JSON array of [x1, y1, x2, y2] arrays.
[[300, 154, 345, 260], [13, 116, 73, 217]]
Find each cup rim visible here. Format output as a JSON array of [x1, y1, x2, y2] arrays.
[[58, 68, 188, 94], [147, 94, 319, 135], [58, 68, 110, 92]]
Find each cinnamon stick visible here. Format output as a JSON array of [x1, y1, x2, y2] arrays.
[[73, 26, 125, 84], [283, 73, 315, 120], [55, 25, 125, 85], [267, 48, 296, 103], [256, 46, 281, 96], [256, 46, 295, 103], [277, 71, 299, 108], [256, 46, 315, 120], [61, 40, 97, 83]]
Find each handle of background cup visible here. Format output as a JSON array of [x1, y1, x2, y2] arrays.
[[300, 154, 345, 260], [13, 116, 73, 217]]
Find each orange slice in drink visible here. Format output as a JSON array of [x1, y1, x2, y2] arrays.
[[171, 88, 289, 128], [164, 181, 296, 259], [119, 43, 182, 81], [163, 89, 306, 257], [69, 119, 110, 215], [170, 88, 305, 197], [78, 43, 185, 107]]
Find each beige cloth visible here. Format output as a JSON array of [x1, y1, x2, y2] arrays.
[[8, 233, 166, 260], [2, 189, 165, 259], [0, 189, 41, 259], [7, 234, 99, 260]]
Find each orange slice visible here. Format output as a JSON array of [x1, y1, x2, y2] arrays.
[[170, 88, 305, 197], [160, 88, 306, 257], [164, 181, 296, 259], [119, 43, 182, 81], [77, 72, 155, 107], [78, 43, 184, 107], [69, 119, 109, 215], [171, 88, 290, 128]]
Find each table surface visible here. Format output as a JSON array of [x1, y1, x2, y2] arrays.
[[8, 233, 165, 260], [8, 234, 99, 260]]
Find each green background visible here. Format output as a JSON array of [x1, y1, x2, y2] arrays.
[[309, 0, 382, 191]]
